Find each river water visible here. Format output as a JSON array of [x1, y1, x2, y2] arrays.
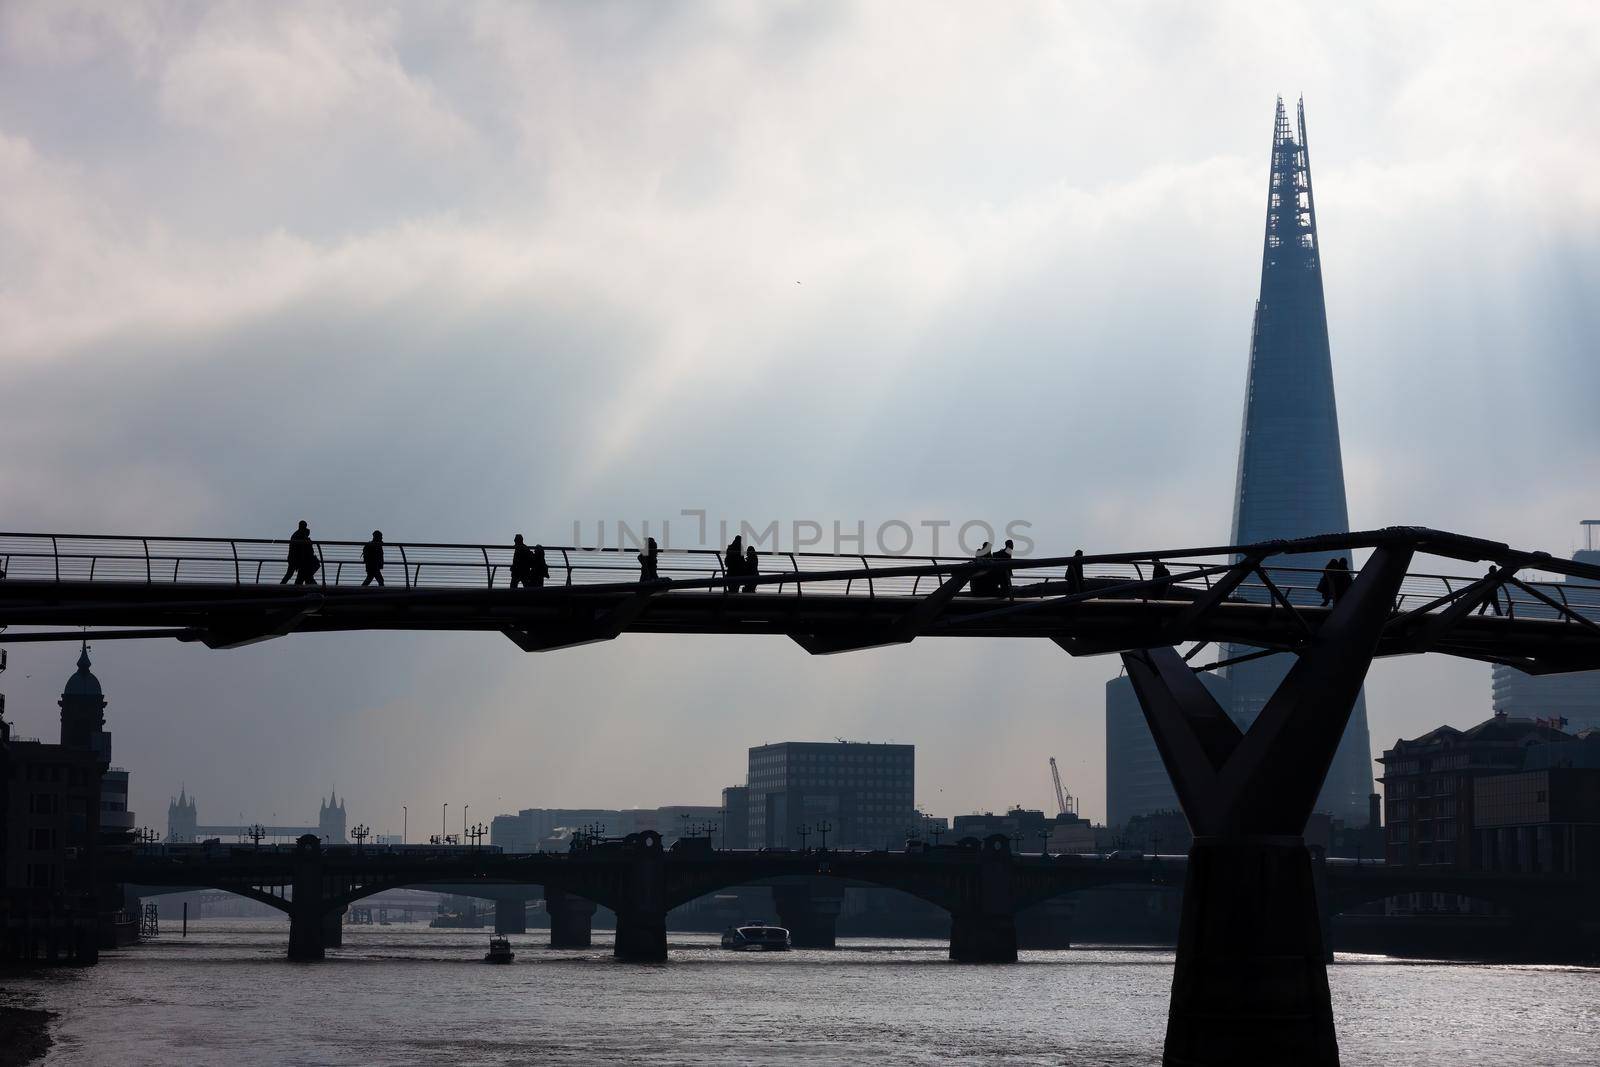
[[5, 919, 1600, 1065]]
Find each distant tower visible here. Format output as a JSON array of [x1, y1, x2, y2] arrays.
[[168, 788, 198, 843], [318, 789, 347, 844], [59, 643, 110, 758], [1224, 97, 1374, 825]]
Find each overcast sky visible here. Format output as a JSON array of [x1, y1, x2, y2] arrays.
[[2, 2, 1597, 836]]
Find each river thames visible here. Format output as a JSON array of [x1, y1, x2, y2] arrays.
[[5, 919, 1600, 1065]]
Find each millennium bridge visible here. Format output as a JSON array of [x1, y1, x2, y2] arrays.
[[5, 525, 1600, 1066]]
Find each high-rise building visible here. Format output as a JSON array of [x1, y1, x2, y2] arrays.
[[1105, 671, 1231, 827], [1223, 97, 1374, 825], [747, 741, 914, 850], [720, 785, 750, 850], [1491, 522, 1600, 732]]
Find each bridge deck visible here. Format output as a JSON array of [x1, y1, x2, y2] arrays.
[[3, 527, 1598, 672]]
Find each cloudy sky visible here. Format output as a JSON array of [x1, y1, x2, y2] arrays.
[[2, 2, 1597, 836]]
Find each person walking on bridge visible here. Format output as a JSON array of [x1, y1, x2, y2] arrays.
[[280, 521, 319, 586], [362, 531, 386, 586], [1149, 560, 1172, 601], [991, 539, 1015, 596], [724, 535, 743, 594], [1067, 549, 1085, 595], [530, 545, 549, 589], [1477, 565, 1504, 616], [742, 545, 760, 594], [509, 534, 535, 589], [638, 537, 661, 583]]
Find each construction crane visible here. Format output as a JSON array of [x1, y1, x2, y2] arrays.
[[1049, 757, 1077, 817]]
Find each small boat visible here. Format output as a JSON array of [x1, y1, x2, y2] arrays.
[[720, 922, 790, 951], [483, 936, 515, 964]]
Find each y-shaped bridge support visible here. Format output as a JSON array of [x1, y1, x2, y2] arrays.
[[1121, 545, 1412, 1067]]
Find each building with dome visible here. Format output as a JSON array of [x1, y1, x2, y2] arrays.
[[0, 645, 123, 963]]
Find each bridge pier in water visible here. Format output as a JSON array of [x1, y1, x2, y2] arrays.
[[948, 834, 1019, 963], [1122, 544, 1411, 1066], [544, 887, 596, 948], [287, 834, 328, 961], [494, 896, 528, 935], [321, 907, 345, 949], [772, 879, 844, 948], [611, 831, 668, 962]]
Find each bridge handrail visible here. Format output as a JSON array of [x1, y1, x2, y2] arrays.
[[1, 528, 1596, 627]]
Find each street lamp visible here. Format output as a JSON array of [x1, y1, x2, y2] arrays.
[[817, 819, 832, 851], [351, 824, 371, 850], [442, 802, 448, 844], [402, 805, 407, 845], [463, 804, 469, 838], [248, 823, 266, 848], [796, 823, 811, 850]]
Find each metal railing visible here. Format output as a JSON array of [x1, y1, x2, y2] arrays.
[[1, 530, 1597, 626]]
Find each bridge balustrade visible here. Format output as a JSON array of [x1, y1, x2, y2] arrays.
[[2, 531, 1597, 629]]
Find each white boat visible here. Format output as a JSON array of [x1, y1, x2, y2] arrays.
[[720, 922, 790, 951]]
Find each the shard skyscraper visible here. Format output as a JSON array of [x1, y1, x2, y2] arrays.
[[1225, 97, 1374, 825]]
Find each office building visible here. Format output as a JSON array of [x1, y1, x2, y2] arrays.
[[1105, 671, 1231, 827], [747, 741, 914, 850], [720, 786, 750, 850], [1222, 97, 1373, 825]]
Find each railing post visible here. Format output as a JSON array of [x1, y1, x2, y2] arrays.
[[52, 535, 60, 582], [789, 552, 801, 596], [862, 556, 873, 599], [481, 546, 492, 588], [561, 548, 572, 587], [397, 545, 410, 589], [141, 538, 150, 584], [231, 541, 240, 586]]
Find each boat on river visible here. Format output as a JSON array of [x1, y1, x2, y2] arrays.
[[483, 937, 515, 963], [720, 922, 790, 951]]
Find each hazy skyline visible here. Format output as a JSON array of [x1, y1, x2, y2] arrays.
[[2, 3, 1598, 833]]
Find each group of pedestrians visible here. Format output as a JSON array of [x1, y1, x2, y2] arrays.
[[1316, 556, 1355, 606], [970, 539, 1018, 596], [276, 522, 552, 589], [721, 535, 760, 593]]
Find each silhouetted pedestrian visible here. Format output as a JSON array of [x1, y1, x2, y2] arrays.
[[531, 545, 549, 589], [510, 534, 535, 589], [1316, 557, 1340, 606], [1067, 549, 1085, 595], [742, 545, 759, 594], [1477, 566, 1503, 616], [280, 521, 319, 586], [992, 539, 1015, 595], [1335, 557, 1355, 601], [1150, 560, 1172, 600], [724, 535, 743, 594], [362, 530, 386, 587], [638, 537, 660, 582]]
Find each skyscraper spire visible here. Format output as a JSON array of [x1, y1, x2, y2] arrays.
[[1226, 97, 1374, 825]]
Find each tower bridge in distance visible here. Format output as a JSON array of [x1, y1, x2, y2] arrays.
[[4, 523, 1600, 1066]]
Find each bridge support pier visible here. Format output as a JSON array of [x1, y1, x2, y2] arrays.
[[772, 880, 844, 948], [612, 831, 667, 962], [948, 834, 1018, 963], [545, 888, 596, 948], [495, 897, 528, 935], [1121, 544, 1411, 1067], [322, 907, 345, 949], [287, 834, 327, 962]]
